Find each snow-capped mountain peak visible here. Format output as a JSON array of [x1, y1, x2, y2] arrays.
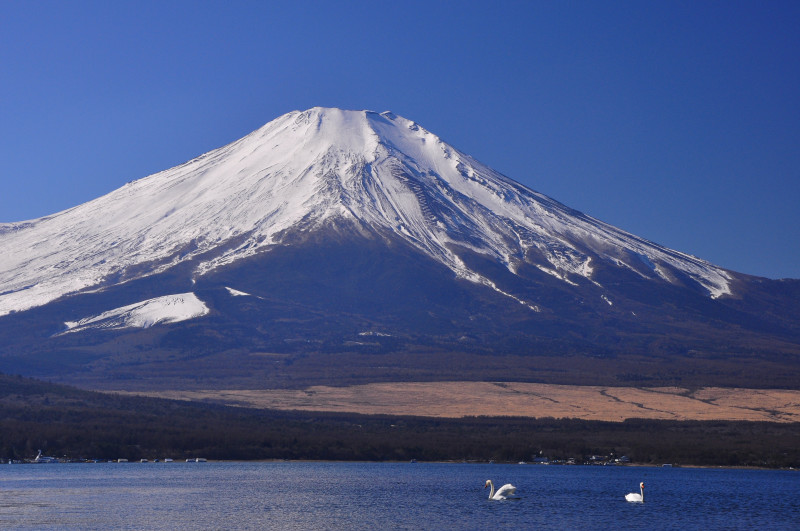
[[0, 107, 731, 317]]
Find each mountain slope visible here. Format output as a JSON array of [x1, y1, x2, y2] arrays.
[[0, 108, 731, 317], [0, 108, 798, 390]]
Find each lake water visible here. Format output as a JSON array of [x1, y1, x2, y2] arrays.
[[1, 461, 798, 530]]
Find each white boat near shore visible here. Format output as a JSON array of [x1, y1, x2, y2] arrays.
[[33, 450, 58, 464]]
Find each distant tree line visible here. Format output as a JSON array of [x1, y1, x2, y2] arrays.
[[1, 373, 799, 467]]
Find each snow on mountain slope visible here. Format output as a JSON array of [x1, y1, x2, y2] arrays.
[[0, 107, 731, 317], [59, 293, 208, 334]]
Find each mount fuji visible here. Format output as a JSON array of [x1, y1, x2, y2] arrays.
[[1, 108, 799, 390]]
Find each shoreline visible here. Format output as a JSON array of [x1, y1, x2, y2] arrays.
[[11, 459, 797, 471]]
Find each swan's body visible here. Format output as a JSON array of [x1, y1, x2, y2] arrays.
[[485, 479, 517, 500], [625, 482, 644, 502]]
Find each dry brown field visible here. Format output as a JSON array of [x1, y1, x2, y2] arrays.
[[128, 382, 800, 422]]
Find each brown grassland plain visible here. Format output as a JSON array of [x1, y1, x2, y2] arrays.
[[131, 382, 800, 423]]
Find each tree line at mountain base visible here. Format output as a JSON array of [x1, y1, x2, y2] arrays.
[[1, 373, 799, 468]]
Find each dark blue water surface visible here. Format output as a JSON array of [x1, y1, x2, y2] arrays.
[[1, 461, 798, 530]]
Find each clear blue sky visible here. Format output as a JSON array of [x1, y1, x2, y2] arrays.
[[2, 1, 798, 279]]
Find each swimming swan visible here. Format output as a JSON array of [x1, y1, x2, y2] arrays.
[[485, 479, 517, 500], [625, 482, 644, 502]]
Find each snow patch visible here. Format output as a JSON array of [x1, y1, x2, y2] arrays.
[[535, 265, 579, 286], [226, 287, 251, 297], [60, 293, 208, 334]]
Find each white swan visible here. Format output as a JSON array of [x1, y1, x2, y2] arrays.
[[625, 482, 644, 502], [485, 479, 517, 500]]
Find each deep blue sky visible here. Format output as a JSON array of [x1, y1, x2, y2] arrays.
[[2, 1, 798, 279]]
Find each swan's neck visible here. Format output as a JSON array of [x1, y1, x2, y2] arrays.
[[488, 481, 495, 499], [640, 486, 644, 501]]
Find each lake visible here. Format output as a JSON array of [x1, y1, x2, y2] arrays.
[[1, 462, 798, 530]]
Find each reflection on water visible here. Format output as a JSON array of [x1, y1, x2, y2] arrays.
[[1, 462, 798, 530]]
